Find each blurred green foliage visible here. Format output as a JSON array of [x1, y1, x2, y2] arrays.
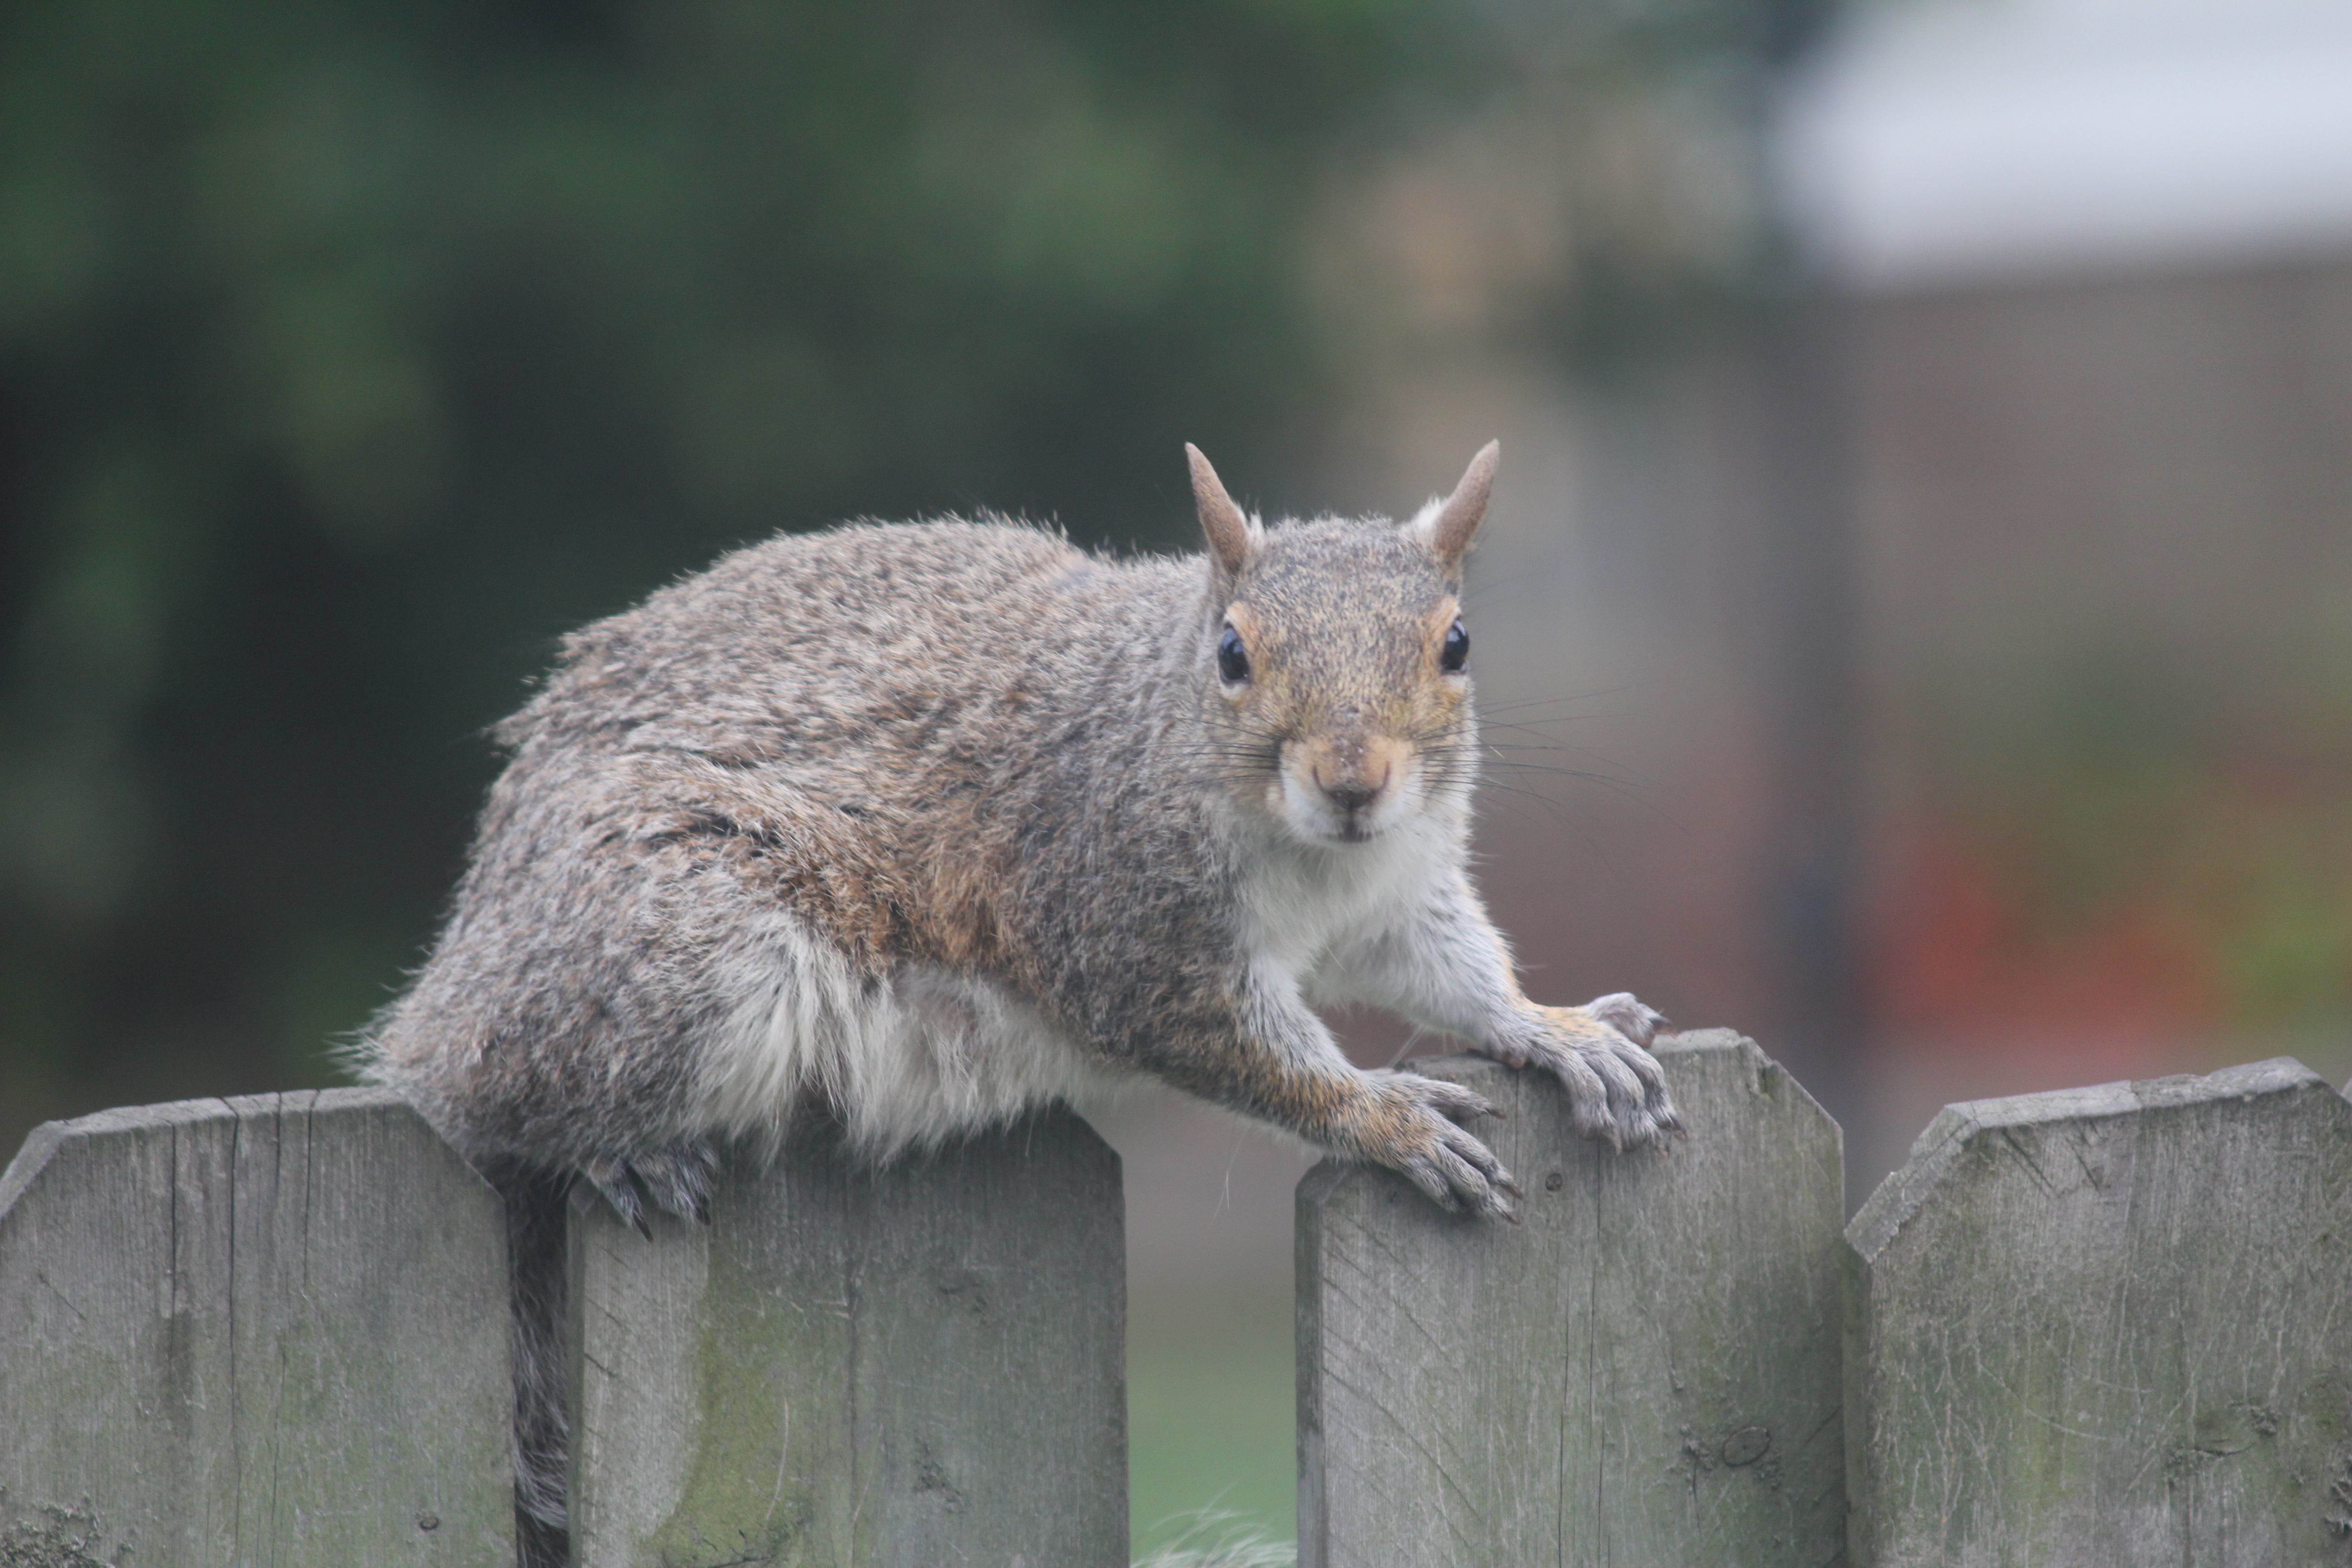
[[0, 0, 1782, 1150], [0, 0, 1470, 1139]]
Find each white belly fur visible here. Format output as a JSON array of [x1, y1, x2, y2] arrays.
[[693, 912, 1119, 1158]]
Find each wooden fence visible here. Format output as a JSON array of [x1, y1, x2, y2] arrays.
[[4, 1030, 2348, 1566]]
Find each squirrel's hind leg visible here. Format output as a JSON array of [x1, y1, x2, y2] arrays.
[[578, 1139, 720, 1236]]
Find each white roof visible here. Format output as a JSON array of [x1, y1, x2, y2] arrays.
[[1774, 0, 2352, 290]]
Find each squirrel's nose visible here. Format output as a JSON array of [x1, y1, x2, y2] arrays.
[[1308, 745, 1395, 820], [1315, 756, 1390, 812]]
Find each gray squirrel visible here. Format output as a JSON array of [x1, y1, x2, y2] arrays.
[[358, 441, 1680, 1546]]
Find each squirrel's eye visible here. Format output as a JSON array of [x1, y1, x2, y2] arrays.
[[1216, 625, 1251, 685], [1441, 618, 1470, 673]]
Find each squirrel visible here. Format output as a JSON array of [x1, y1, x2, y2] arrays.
[[357, 441, 1680, 1547]]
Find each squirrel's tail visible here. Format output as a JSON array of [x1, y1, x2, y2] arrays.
[[497, 1163, 574, 1568]]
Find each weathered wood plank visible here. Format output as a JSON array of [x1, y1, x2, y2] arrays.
[[570, 1107, 1127, 1568], [0, 1088, 515, 1564], [1297, 1030, 1847, 1568], [1845, 1057, 2352, 1567]]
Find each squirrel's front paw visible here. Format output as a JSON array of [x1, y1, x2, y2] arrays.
[[1354, 1071, 1522, 1220], [1513, 996, 1682, 1151]]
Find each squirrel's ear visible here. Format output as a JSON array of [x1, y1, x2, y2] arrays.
[[1408, 440, 1500, 571], [1186, 444, 1259, 579]]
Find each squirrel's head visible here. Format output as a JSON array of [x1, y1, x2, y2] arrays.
[[1186, 441, 1496, 848]]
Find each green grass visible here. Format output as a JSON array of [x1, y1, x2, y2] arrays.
[[1127, 1283, 1295, 1560]]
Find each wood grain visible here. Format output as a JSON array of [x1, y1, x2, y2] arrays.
[[569, 1107, 1127, 1568], [0, 1089, 514, 1564], [1297, 1030, 1847, 1567], [1844, 1057, 2352, 1568]]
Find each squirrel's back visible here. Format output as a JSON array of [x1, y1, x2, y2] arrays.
[[511, 519, 1128, 761]]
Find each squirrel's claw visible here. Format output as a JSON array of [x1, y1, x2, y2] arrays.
[[632, 1140, 720, 1225], [579, 1140, 719, 1235], [1503, 994, 1684, 1152], [1583, 991, 1670, 1048], [582, 1154, 653, 1238], [1363, 1070, 1519, 1221]]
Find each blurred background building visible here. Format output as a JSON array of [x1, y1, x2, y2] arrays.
[[3, 0, 2347, 1553], [1782, 0, 2352, 1183]]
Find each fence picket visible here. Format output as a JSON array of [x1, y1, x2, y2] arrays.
[[0, 1089, 514, 1564], [1844, 1057, 2352, 1566], [1296, 1029, 1847, 1567], [567, 1106, 1127, 1567]]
